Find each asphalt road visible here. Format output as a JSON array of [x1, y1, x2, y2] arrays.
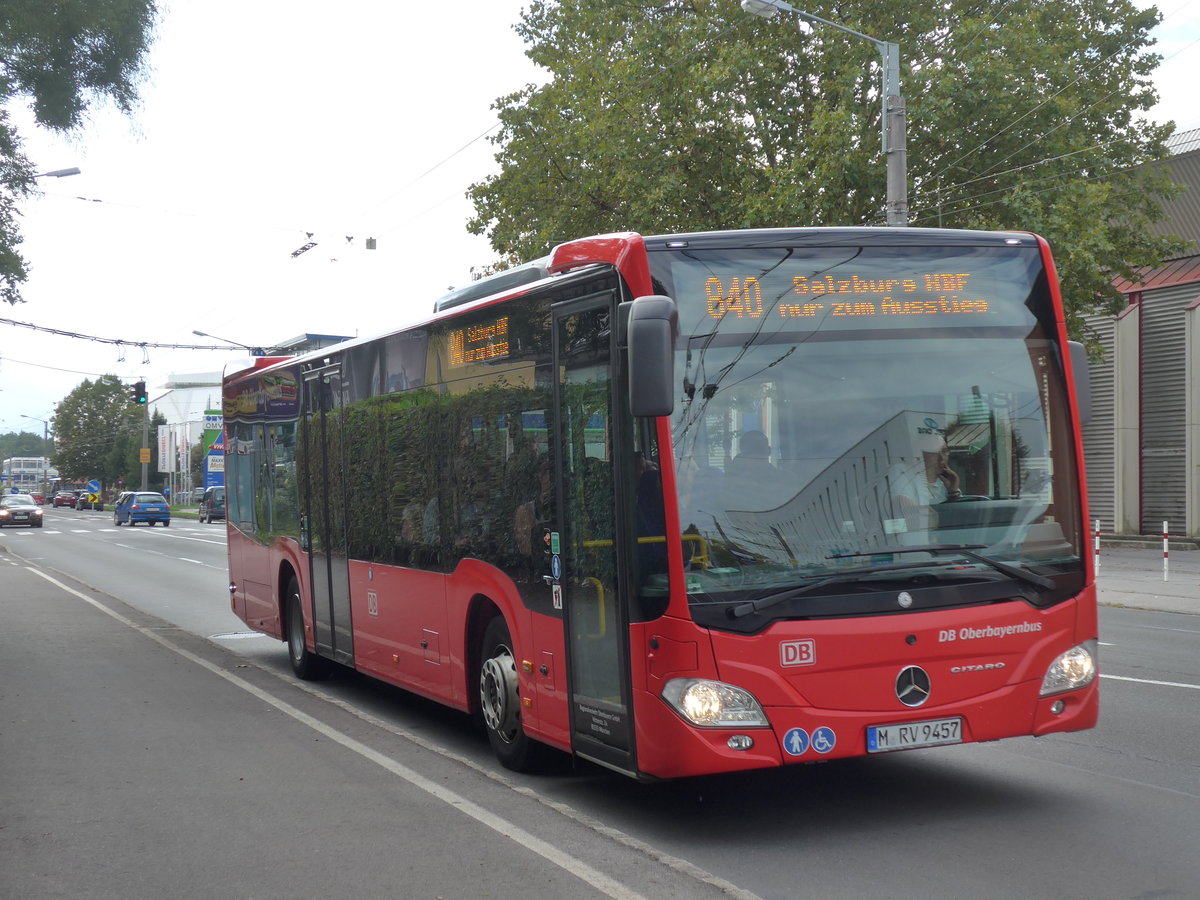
[[1, 509, 1197, 899]]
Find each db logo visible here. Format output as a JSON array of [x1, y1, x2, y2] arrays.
[[781, 639, 816, 667], [367, 591, 379, 617]]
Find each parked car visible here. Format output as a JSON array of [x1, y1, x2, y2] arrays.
[[0, 494, 45, 528], [113, 491, 171, 526], [53, 491, 78, 508], [198, 485, 225, 524]]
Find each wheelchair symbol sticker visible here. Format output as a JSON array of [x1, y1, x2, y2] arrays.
[[782, 727, 810, 756], [812, 726, 837, 754]]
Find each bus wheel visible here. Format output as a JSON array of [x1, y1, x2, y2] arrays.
[[286, 578, 329, 681], [479, 617, 545, 772]]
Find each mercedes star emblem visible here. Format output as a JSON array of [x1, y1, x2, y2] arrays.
[[896, 665, 932, 707]]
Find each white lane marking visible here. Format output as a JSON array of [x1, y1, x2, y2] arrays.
[[1100, 673, 1200, 691], [21, 567, 662, 900], [210, 632, 274, 640]]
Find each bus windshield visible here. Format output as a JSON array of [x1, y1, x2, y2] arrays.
[[648, 240, 1085, 624]]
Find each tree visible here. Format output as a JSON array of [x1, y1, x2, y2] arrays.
[[0, 429, 51, 458], [50, 375, 141, 489], [468, 0, 1188, 338], [1, 0, 158, 305]]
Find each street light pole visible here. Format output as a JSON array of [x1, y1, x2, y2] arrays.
[[35, 167, 82, 179], [20, 414, 51, 496], [740, 0, 908, 226], [192, 329, 267, 356]]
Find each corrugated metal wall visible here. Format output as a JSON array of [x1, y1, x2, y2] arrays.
[[1082, 313, 1116, 532], [1140, 285, 1193, 531]]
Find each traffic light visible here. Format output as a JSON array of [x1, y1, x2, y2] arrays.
[[132, 381, 147, 404]]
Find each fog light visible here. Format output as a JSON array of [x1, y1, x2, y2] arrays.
[[727, 735, 755, 751], [1050, 700, 1065, 715]]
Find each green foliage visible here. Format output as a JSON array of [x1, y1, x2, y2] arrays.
[[0, 428, 51, 458], [50, 375, 144, 489], [469, 0, 1188, 334], [0, 0, 158, 305]]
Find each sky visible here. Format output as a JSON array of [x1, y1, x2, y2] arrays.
[[1, 0, 1198, 439]]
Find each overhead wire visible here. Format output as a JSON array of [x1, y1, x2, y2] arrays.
[[0, 316, 251, 351]]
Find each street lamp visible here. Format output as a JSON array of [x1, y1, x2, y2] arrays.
[[192, 329, 267, 356], [19, 414, 51, 496], [35, 167, 82, 178], [740, 0, 908, 226]]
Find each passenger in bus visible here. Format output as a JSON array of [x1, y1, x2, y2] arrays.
[[515, 457, 553, 558]]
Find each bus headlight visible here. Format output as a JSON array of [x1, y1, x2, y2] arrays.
[[662, 678, 769, 728], [1040, 640, 1098, 696]]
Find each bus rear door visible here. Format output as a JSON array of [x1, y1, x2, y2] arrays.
[[301, 363, 354, 667]]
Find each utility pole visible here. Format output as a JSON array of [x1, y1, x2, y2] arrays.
[[741, 0, 908, 225], [132, 381, 149, 490]]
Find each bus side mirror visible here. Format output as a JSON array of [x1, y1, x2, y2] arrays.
[[626, 295, 678, 418], [1068, 340, 1092, 425]]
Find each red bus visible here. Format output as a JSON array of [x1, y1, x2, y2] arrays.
[[222, 227, 1098, 780]]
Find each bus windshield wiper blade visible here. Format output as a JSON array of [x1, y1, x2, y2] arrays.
[[830, 545, 1055, 591], [728, 558, 967, 619]]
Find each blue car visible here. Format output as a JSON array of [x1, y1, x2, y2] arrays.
[[113, 491, 171, 526]]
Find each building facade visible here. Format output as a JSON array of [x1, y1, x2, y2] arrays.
[[2, 456, 59, 493], [1083, 127, 1200, 538]]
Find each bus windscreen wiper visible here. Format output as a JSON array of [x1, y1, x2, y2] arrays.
[[729, 545, 1056, 619], [728, 557, 970, 619], [830, 545, 1055, 590]]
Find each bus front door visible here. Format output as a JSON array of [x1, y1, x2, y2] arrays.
[[552, 294, 635, 776], [301, 365, 354, 667]]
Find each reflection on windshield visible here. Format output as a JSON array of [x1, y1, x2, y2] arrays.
[[676, 335, 1082, 577], [670, 333, 1083, 608]]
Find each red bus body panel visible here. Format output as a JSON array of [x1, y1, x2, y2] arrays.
[[223, 229, 1098, 780]]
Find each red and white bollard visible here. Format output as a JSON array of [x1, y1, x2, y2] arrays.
[[1163, 521, 1169, 582], [1094, 519, 1101, 574]]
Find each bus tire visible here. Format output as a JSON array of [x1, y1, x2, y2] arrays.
[[479, 616, 546, 772], [286, 578, 330, 681]]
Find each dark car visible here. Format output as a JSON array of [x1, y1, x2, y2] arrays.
[[53, 491, 78, 508], [190, 487, 205, 504], [198, 485, 225, 524], [113, 491, 171, 526], [75, 492, 104, 512], [0, 494, 45, 528]]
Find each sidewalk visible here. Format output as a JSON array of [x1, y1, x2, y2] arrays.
[[1096, 546, 1199, 615], [0, 559, 737, 900]]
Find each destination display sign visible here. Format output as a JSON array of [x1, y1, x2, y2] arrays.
[[448, 315, 510, 367], [665, 246, 1044, 336]]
